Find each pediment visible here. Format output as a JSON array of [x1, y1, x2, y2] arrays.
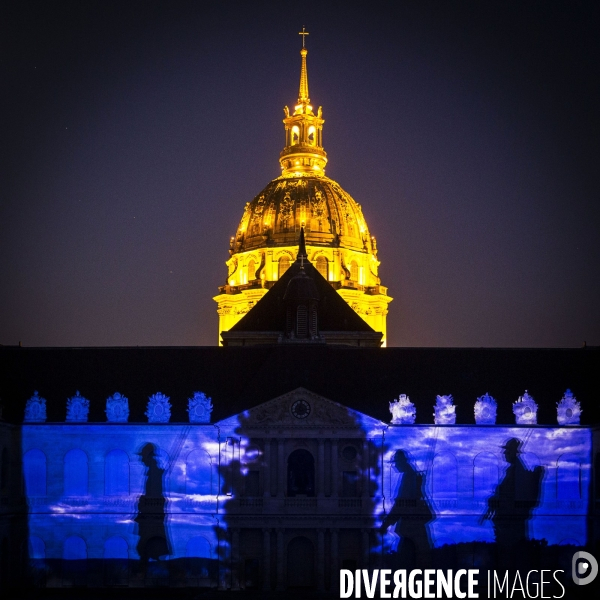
[[217, 387, 386, 430]]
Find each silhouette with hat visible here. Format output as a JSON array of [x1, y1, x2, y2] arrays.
[[134, 443, 171, 565], [481, 438, 544, 564], [381, 450, 434, 562]]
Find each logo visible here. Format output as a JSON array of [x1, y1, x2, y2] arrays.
[[572, 551, 598, 586]]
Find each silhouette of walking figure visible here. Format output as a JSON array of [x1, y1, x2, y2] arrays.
[[381, 450, 434, 561], [134, 443, 171, 565], [481, 438, 543, 564]]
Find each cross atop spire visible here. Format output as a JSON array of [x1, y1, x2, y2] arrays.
[[297, 226, 308, 262], [299, 27, 309, 48], [297, 30, 310, 104]]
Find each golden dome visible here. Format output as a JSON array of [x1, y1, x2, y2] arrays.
[[231, 174, 377, 258], [214, 34, 391, 346]]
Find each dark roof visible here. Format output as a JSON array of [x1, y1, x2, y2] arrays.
[[229, 257, 374, 333], [1, 345, 598, 425]]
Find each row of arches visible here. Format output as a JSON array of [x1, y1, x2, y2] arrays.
[[391, 451, 583, 500], [29, 534, 213, 560], [288, 124, 320, 147], [239, 253, 365, 284], [23, 447, 215, 497]]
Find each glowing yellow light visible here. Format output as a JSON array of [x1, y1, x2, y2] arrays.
[[215, 41, 392, 347]]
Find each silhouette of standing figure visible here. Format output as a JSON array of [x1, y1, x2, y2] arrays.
[[481, 438, 543, 561], [381, 450, 434, 559], [134, 443, 171, 564]]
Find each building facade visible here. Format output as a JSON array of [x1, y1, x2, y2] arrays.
[[0, 379, 596, 591]]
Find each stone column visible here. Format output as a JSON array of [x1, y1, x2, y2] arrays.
[[330, 528, 339, 593], [231, 528, 240, 590], [317, 438, 325, 496], [276, 528, 285, 590], [331, 439, 339, 498], [278, 439, 286, 497], [317, 529, 325, 591], [263, 438, 271, 497], [262, 528, 271, 591], [361, 528, 370, 569]]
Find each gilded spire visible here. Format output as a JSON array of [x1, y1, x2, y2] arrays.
[[298, 28, 310, 104], [279, 31, 327, 175]]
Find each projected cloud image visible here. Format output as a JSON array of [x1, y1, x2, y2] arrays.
[[19, 389, 591, 589]]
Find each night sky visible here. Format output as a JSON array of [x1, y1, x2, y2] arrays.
[[1, 1, 599, 348]]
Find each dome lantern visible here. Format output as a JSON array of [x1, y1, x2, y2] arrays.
[[279, 33, 327, 175], [214, 34, 392, 346]]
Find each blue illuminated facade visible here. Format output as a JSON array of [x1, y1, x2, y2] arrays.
[[1, 383, 594, 591]]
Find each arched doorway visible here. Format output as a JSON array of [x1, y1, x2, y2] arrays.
[[287, 536, 314, 589], [287, 449, 315, 497]]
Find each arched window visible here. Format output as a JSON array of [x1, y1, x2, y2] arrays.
[[308, 126, 316, 145], [0, 448, 8, 492], [350, 260, 358, 282], [64, 449, 88, 496], [23, 449, 46, 496], [291, 126, 300, 145], [316, 256, 328, 280], [105, 450, 129, 496], [247, 259, 256, 281], [186, 536, 211, 559], [186, 536, 212, 580], [278, 256, 290, 279], [185, 449, 213, 495], [432, 452, 458, 499], [287, 449, 315, 497]]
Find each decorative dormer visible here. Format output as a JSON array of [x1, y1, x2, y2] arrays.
[[279, 31, 327, 175], [283, 229, 321, 341]]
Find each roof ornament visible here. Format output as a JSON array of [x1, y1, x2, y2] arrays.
[[556, 389, 581, 425], [146, 392, 172, 423], [434, 394, 456, 425], [24, 390, 47, 423], [66, 390, 90, 422], [188, 391, 213, 424], [513, 390, 538, 425], [106, 392, 129, 423], [389, 394, 416, 424], [474, 392, 497, 425]]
